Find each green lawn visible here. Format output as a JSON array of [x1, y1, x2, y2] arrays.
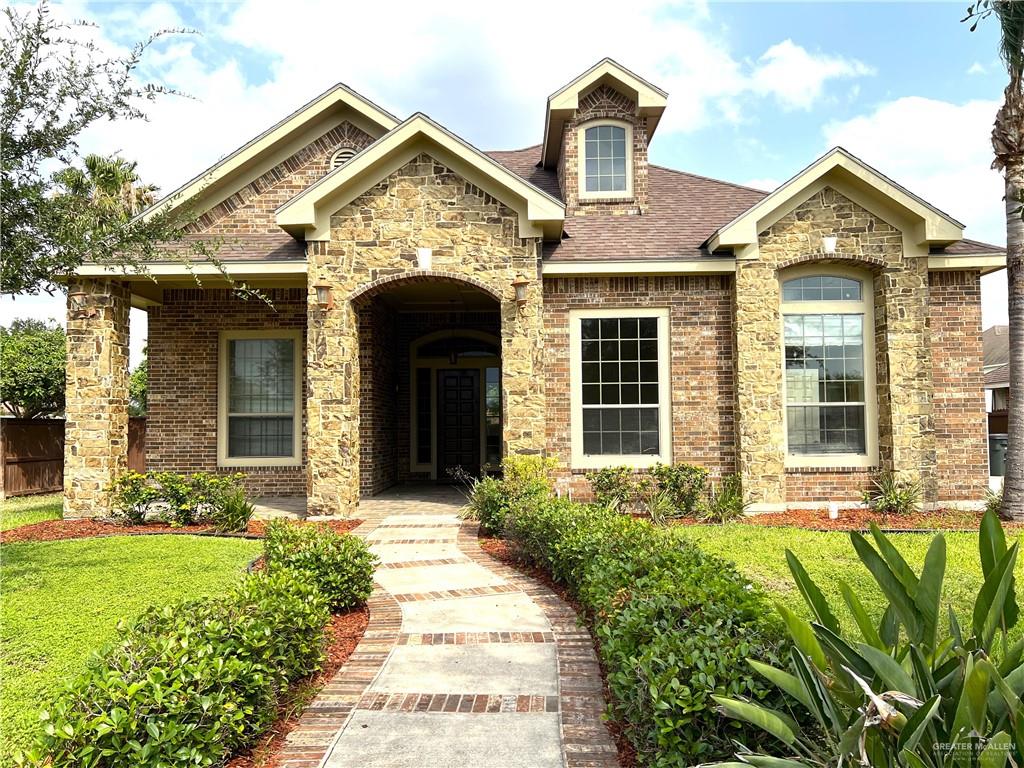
[[0, 494, 62, 531], [0, 534, 261, 765], [681, 524, 1024, 642]]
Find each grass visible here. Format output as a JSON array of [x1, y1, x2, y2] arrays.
[[0, 494, 62, 531], [0, 534, 261, 765], [681, 524, 1024, 643]]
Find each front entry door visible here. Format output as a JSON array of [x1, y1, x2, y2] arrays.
[[437, 369, 480, 479]]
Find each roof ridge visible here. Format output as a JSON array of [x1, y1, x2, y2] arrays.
[[486, 144, 542, 155], [648, 163, 770, 195]]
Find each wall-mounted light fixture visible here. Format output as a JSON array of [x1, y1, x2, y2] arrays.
[[821, 235, 838, 254], [416, 247, 433, 271], [511, 275, 530, 305], [313, 283, 334, 310]]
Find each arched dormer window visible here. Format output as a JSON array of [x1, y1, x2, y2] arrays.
[[781, 267, 877, 467], [578, 121, 632, 199], [329, 146, 356, 171]]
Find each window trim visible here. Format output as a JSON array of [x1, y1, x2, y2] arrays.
[[577, 119, 633, 201], [217, 329, 302, 468], [780, 265, 878, 469], [569, 307, 672, 469]]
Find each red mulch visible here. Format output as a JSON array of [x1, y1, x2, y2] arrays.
[[0, 517, 363, 544], [225, 607, 369, 768], [669, 506, 1018, 532], [479, 536, 636, 768]]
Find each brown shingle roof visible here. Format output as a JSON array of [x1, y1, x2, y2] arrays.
[[986, 363, 1009, 388], [985, 325, 1011, 368], [485, 146, 562, 199], [932, 237, 1005, 256], [153, 233, 305, 261], [542, 165, 767, 261]]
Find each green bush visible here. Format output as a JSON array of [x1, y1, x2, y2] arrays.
[[500, 493, 788, 765], [986, 484, 1005, 518], [208, 486, 255, 533], [862, 469, 921, 515], [501, 454, 557, 507], [151, 470, 198, 525], [108, 470, 159, 525], [26, 570, 328, 768], [699, 473, 747, 523], [651, 462, 708, 515], [464, 474, 508, 535], [264, 521, 377, 612], [587, 465, 637, 508]]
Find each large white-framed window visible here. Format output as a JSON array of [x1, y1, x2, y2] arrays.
[[781, 266, 878, 468], [577, 120, 633, 200], [569, 307, 671, 469], [218, 329, 302, 467]]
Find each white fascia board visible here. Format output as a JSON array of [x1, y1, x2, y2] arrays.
[[72, 261, 308, 278], [542, 258, 736, 276]]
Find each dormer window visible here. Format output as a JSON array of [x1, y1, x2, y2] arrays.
[[579, 121, 632, 199]]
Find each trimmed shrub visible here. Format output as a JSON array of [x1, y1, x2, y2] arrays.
[[587, 465, 637, 509], [264, 521, 377, 612], [108, 470, 159, 525], [650, 462, 708, 516], [500, 494, 788, 766], [27, 570, 329, 768], [464, 474, 508, 535]]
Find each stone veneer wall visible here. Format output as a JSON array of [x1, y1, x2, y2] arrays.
[[543, 275, 736, 497], [557, 84, 649, 216], [358, 299, 398, 496], [929, 270, 989, 501], [305, 153, 545, 515], [736, 186, 937, 509], [192, 121, 375, 235], [64, 279, 131, 517], [146, 288, 307, 496]]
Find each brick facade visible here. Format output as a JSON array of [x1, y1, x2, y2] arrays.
[[557, 84, 650, 216], [192, 121, 375, 234], [543, 275, 736, 496], [929, 270, 989, 501], [358, 300, 398, 496], [147, 288, 307, 496]]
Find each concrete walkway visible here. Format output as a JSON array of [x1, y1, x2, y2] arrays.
[[276, 486, 618, 768]]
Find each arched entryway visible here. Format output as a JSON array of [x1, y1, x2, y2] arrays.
[[352, 275, 502, 497]]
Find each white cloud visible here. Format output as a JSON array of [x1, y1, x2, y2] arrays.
[[742, 177, 781, 192], [824, 96, 1007, 325], [967, 61, 987, 75], [751, 39, 874, 111]]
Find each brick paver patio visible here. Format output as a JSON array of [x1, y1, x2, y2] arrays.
[[275, 486, 618, 768]]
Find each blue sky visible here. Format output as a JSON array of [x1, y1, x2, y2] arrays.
[[0, 0, 1012, 364]]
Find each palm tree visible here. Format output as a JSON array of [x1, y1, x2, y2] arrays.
[[966, 1, 1024, 518], [54, 154, 157, 217]]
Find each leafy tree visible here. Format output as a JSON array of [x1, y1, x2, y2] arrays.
[[965, 2, 1024, 518], [0, 2, 206, 295], [0, 319, 66, 418], [129, 348, 147, 416]]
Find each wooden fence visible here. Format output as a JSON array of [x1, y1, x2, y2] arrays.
[[1, 417, 146, 498]]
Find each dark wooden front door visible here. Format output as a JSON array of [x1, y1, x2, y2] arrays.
[[437, 369, 480, 479]]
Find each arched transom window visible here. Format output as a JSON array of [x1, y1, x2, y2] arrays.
[[781, 269, 877, 466]]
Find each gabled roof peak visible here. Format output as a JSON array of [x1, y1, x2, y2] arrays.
[[541, 58, 668, 169]]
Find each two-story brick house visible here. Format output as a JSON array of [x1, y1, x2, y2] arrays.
[[63, 59, 1005, 517]]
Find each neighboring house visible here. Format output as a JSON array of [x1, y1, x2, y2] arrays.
[[63, 59, 1007, 517], [984, 325, 1010, 480]]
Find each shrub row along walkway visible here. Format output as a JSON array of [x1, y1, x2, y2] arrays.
[[274, 486, 617, 768]]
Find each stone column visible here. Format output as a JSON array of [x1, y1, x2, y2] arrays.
[[500, 283, 546, 456], [64, 279, 131, 518], [733, 261, 787, 511], [878, 261, 938, 502], [306, 294, 361, 516]]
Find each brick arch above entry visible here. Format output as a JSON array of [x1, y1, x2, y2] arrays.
[[776, 252, 888, 272], [348, 270, 503, 305]]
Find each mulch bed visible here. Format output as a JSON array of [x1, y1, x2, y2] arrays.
[[479, 536, 636, 768], [225, 607, 370, 768], [0, 517, 363, 545], [670, 507, 1019, 532]]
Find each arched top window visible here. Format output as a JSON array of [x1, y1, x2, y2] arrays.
[[782, 275, 862, 302], [578, 121, 633, 199], [329, 147, 356, 171]]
